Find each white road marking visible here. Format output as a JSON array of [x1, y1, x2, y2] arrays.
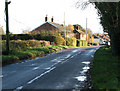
[[0, 75, 3, 78], [72, 50, 78, 53], [80, 70, 88, 74], [91, 55, 94, 58], [32, 67, 39, 70], [16, 86, 23, 90], [51, 62, 58, 67], [21, 62, 24, 63], [59, 59, 65, 61], [82, 62, 90, 65], [70, 56, 74, 58], [51, 59, 58, 62], [27, 67, 56, 84], [74, 76, 86, 81], [81, 54, 90, 55], [65, 54, 71, 58], [44, 67, 51, 70], [83, 66, 90, 70], [31, 64, 35, 66]]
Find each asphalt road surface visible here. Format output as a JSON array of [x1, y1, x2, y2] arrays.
[[2, 46, 100, 90]]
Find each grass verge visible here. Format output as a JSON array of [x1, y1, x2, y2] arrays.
[[91, 46, 120, 90], [2, 45, 69, 66]]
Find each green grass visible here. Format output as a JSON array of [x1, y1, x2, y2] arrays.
[[91, 46, 120, 90], [2, 45, 69, 66]]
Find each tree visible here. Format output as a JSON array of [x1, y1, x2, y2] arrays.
[[76, 1, 120, 56], [93, 2, 120, 56], [66, 24, 74, 31], [73, 24, 83, 30]]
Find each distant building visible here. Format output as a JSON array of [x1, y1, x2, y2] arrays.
[[93, 34, 104, 44], [94, 33, 110, 45], [73, 25, 86, 40]]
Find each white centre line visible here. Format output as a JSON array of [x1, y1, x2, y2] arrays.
[[0, 75, 3, 78], [16, 86, 23, 90], [32, 67, 39, 70], [91, 55, 94, 58], [27, 67, 56, 84]]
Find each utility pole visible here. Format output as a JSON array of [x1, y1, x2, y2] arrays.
[[5, 0, 11, 55], [64, 12, 66, 46], [86, 18, 87, 41]]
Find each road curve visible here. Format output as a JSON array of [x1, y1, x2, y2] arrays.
[[2, 46, 100, 90]]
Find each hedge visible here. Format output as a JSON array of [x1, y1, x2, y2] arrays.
[[2, 40, 50, 54], [2, 34, 65, 45], [77, 40, 88, 47]]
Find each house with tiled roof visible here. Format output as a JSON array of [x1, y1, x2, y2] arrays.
[[30, 15, 64, 34], [73, 25, 86, 40]]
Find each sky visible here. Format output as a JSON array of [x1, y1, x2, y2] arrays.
[[0, 0, 103, 34]]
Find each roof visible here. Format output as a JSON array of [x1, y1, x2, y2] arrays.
[[93, 34, 99, 38], [30, 21, 64, 34], [33, 21, 57, 30], [73, 29, 85, 34], [52, 22, 64, 31]]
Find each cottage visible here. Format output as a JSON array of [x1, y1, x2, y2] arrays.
[[73, 25, 86, 40], [30, 15, 64, 34]]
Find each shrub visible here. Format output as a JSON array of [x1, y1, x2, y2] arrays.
[[66, 37, 76, 47], [88, 44, 91, 46], [53, 36, 65, 45], [77, 40, 88, 47], [2, 40, 50, 54], [2, 33, 65, 45], [77, 40, 83, 47], [66, 38, 73, 46], [82, 40, 88, 46], [93, 42, 100, 46]]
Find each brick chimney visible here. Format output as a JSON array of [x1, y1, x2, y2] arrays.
[[76, 26, 79, 30], [51, 16, 54, 23], [73, 25, 77, 30], [45, 14, 48, 22]]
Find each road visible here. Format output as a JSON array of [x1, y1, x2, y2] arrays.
[[2, 46, 100, 90]]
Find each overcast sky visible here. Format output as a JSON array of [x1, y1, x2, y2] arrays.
[[0, 0, 103, 34]]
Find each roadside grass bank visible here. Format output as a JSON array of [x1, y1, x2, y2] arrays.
[[91, 46, 120, 90], [2, 45, 69, 66]]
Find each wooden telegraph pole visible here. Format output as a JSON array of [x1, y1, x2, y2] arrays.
[[86, 18, 87, 41], [5, 0, 11, 55]]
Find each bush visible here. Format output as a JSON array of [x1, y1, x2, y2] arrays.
[[66, 37, 76, 47], [2, 45, 70, 65], [88, 44, 91, 46], [93, 42, 100, 46], [2, 33, 65, 46], [2, 40, 50, 54], [77, 40, 83, 47], [82, 40, 88, 46], [77, 40, 88, 47], [54, 36, 65, 45]]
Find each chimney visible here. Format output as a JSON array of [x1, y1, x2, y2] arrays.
[[73, 25, 76, 30], [45, 14, 48, 22], [51, 16, 54, 22], [76, 26, 79, 30]]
